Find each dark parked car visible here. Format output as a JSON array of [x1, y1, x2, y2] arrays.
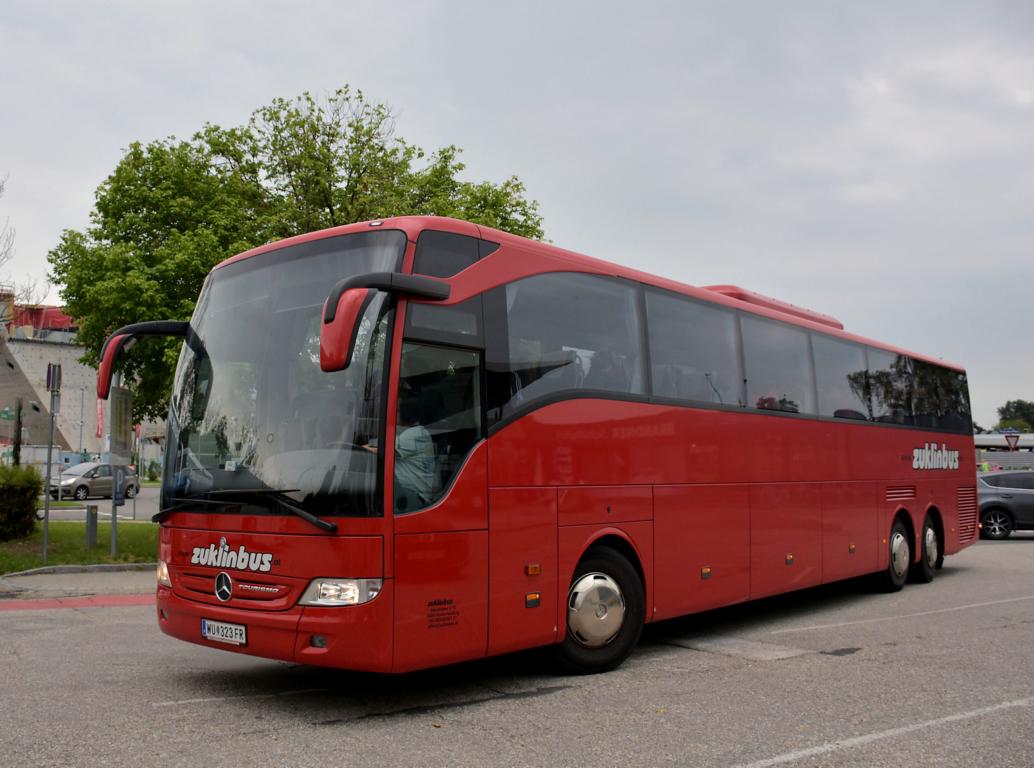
[[50, 462, 139, 501], [978, 471, 1034, 539]]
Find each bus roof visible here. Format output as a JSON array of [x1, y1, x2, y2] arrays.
[[214, 215, 966, 373]]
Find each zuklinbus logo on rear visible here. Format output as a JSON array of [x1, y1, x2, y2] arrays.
[[912, 442, 959, 471], [190, 537, 273, 572]]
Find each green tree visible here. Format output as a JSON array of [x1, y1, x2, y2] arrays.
[[996, 418, 1032, 432], [997, 400, 1034, 430], [49, 87, 543, 420]]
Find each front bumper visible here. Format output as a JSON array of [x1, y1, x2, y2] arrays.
[[156, 581, 395, 672]]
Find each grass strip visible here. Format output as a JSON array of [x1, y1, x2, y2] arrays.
[[0, 521, 158, 575]]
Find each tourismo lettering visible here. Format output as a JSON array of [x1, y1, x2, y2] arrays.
[[190, 542, 274, 572], [911, 443, 960, 471]]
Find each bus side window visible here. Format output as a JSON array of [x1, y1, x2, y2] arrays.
[[742, 315, 816, 415], [412, 230, 479, 278], [394, 342, 483, 514], [487, 273, 645, 424], [912, 359, 971, 432], [645, 289, 742, 407], [812, 334, 870, 421], [868, 349, 914, 425]]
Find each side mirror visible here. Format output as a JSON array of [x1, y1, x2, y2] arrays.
[[96, 320, 198, 399], [320, 272, 450, 372], [320, 288, 377, 373]]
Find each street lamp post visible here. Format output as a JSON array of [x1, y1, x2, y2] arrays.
[[78, 385, 84, 453]]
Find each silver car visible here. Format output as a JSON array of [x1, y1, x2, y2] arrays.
[[51, 462, 139, 501]]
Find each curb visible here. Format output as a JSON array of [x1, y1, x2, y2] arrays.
[[2, 562, 158, 578]]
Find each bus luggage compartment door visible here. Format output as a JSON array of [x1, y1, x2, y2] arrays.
[[488, 487, 558, 656]]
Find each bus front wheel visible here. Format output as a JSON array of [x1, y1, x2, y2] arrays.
[[557, 547, 644, 674]]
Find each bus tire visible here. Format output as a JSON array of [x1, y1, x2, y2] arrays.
[[556, 547, 644, 675], [910, 514, 938, 584], [878, 519, 911, 593]]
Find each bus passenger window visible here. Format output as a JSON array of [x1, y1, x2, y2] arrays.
[[868, 349, 914, 425], [812, 334, 870, 421], [488, 273, 644, 422], [912, 359, 971, 432], [645, 290, 742, 406], [742, 315, 816, 415]]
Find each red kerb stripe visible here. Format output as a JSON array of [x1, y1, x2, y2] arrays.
[[0, 594, 155, 612]]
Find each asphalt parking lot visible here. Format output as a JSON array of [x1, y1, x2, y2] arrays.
[[2, 536, 1033, 768]]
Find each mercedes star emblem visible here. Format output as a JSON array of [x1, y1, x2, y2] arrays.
[[215, 571, 233, 602]]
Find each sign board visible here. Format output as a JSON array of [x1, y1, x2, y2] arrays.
[[113, 465, 128, 507], [46, 363, 62, 392], [1005, 434, 1020, 451], [110, 387, 134, 466]]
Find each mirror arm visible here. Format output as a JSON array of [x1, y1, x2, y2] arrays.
[[323, 272, 450, 323], [97, 320, 205, 400]]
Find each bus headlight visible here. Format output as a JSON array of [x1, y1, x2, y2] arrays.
[[299, 578, 382, 606], [157, 560, 172, 588]]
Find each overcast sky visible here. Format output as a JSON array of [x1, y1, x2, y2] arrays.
[[2, 1, 1033, 428]]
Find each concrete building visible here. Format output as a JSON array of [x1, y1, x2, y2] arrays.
[[1, 292, 165, 471]]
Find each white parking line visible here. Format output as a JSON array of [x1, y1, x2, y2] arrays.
[[769, 595, 1034, 635], [152, 688, 326, 707], [729, 696, 1034, 768]]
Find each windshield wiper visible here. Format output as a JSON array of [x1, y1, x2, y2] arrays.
[[156, 490, 338, 533], [204, 488, 338, 533], [154, 495, 245, 522]]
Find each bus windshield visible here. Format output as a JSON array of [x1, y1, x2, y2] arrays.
[[162, 230, 405, 519]]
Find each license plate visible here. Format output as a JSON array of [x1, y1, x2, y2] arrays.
[[201, 618, 247, 646]]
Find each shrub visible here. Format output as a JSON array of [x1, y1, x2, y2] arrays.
[[0, 464, 43, 542]]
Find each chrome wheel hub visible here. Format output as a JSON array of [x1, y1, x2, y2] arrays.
[[890, 531, 910, 579], [925, 527, 939, 569], [568, 572, 625, 648]]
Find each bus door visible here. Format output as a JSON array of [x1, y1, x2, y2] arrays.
[[391, 336, 489, 671]]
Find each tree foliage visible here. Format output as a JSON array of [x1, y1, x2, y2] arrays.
[[48, 86, 543, 420], [996, 400, 1034, 431]]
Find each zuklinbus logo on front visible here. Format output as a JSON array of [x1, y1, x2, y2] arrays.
[[190, 537, 273, 572], [912, 442, 960, 471]]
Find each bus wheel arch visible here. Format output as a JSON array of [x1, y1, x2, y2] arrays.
[[585, 534, 646, 597], [557, 536, 646, 674]]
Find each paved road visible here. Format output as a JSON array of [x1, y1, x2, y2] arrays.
[[2, 537, 1033, 767], [40, 485, 159, 522]]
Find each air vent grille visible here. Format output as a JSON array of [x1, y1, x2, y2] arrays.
[[957, 487, 978, 542], [885, 486, 916, 502]]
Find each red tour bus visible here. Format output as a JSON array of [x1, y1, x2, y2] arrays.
[[97, 216, 977, 674]]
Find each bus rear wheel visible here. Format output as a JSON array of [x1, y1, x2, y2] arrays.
[[878, 519, 911, 592], [910, 515, 938, 584], [556, 547, 644, 675]]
